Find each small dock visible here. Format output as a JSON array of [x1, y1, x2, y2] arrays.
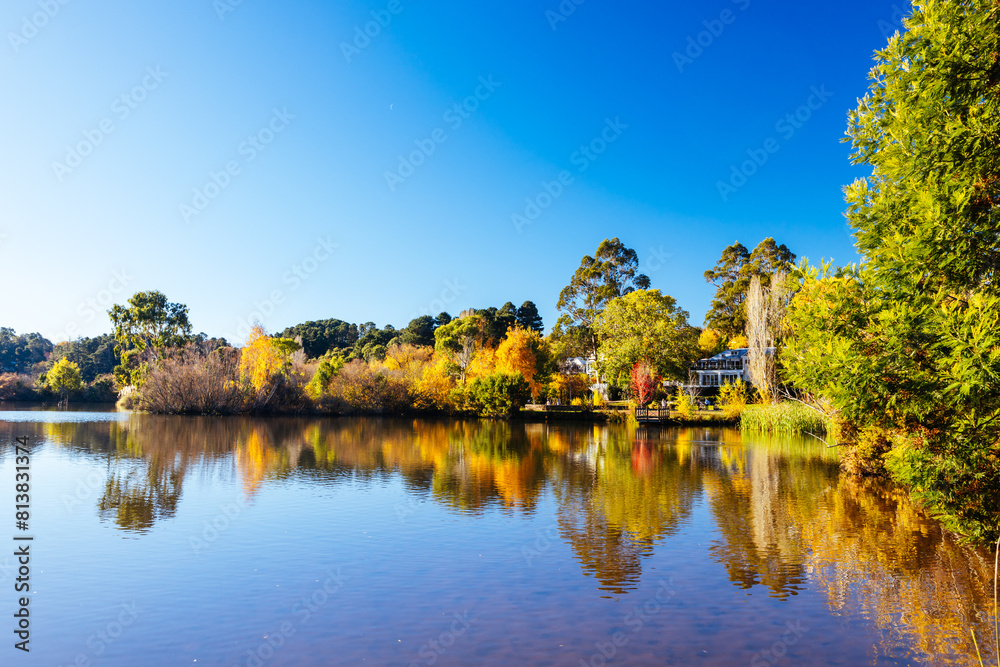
[[634, 407, 671, 423]]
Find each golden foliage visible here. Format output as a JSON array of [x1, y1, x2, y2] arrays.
[[495, 326, 544, 397], [238, 324, 287, 394], [414, 357, 455, 411], [466, 346, 496, 381]]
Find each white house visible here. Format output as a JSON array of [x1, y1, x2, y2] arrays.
[[689, 348, 772, 388]]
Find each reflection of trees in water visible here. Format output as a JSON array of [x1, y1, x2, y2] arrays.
[[18, 413, 999, 659], [98, 456, 183, 532], [801, 476, 998, 665], [556, 494, 651, 596], [703, 442, 817, 599], [544, 426, 699, 595], [702, 430, 998, 664]]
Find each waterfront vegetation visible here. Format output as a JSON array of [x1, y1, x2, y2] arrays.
[[739, 402, 830, 436], [3, 0, 1000, 545]]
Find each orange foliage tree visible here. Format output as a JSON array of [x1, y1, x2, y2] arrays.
[[495, 326, 549, 398]]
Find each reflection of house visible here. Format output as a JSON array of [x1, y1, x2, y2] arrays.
[[689, 348, 773, 388]]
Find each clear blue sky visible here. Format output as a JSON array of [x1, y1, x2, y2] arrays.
[[0, 0, 910, 343]]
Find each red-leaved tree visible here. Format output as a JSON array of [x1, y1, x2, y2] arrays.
[[630, 360, 658, 405]]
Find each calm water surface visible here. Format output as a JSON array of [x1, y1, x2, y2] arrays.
[[0, 407, 996, 666]]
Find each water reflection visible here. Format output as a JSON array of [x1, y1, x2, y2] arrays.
[[1, 414, 996, 664]]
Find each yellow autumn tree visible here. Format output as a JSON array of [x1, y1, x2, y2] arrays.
[[383, 343, 433, 378], [728, 334, 748, 349], [238, 324, 300, 398], [466, 346, 496, 381], [414, 355, 455, 410], [495, 326, 545, 397]]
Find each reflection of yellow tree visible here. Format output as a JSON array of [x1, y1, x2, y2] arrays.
[[801, 476, 998, 665], [705, 429, 998, 664]]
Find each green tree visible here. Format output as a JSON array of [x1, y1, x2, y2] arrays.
[[469, 372, 531, 418], [434, 314, 484, 384], [784, 0, 1000, 542], [593, 289, 699, 389], [52, 334, 117, 382], [46, 357, 84, 401], [109, 291, 192, 387], [279, 318, 358, 359], [474, 303, 518, 346], [398, 316, 437, 348], [703, 238, 795, 337], [350, 324, 396, 362], [0, 328, 53, 374], [516, 301, 544, 333], [556, 238, 651, 362]]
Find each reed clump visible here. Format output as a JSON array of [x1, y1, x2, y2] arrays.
[[739, 401, 829, 435]]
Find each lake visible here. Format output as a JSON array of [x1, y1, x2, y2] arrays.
[[0, 407, 996, 666]]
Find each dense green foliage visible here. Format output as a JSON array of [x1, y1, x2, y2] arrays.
[[469, 372, 531, 418], [0, 328, 52, 374], [783, 0, 1000, 542], [556, 238, 650, 360], [52, 334, 117, 382], [515, 301, 544, 333], [594, 289, 699, 388], [350, 323, 398, 362], [396, 316, 437, 347], [279, 318, 359, 359], [703, 238, 795, 337], [434, 314, 483, 383]]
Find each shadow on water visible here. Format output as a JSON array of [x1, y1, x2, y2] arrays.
[[0, 412, 996, 664]]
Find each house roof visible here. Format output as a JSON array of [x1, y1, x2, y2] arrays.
[[705, 348, 749, 361]]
